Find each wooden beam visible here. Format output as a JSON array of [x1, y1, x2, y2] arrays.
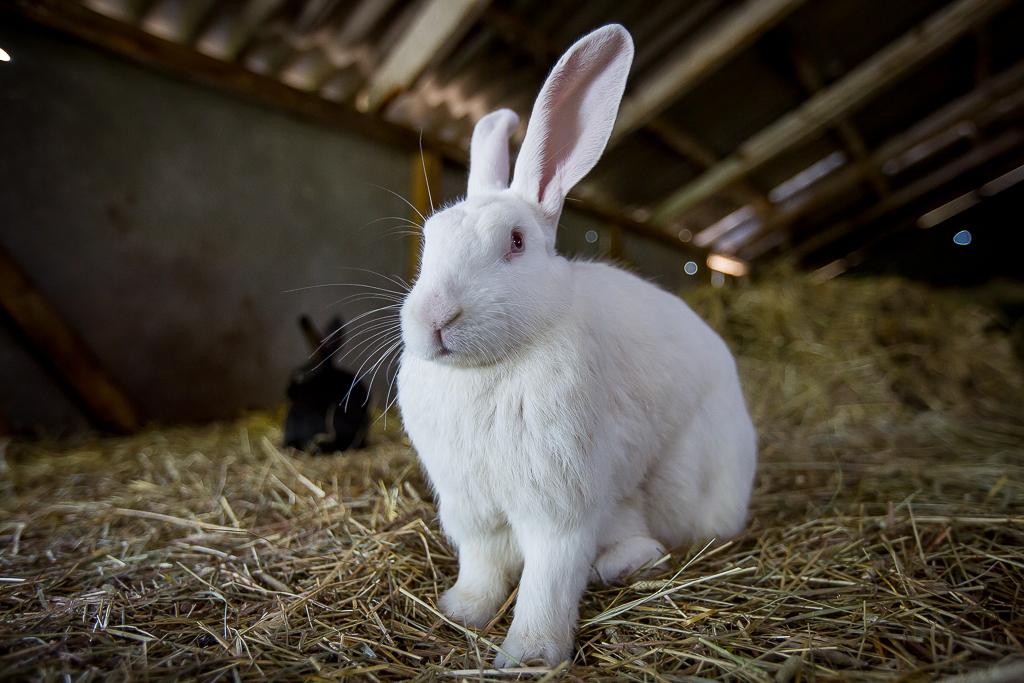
[[139, 0, 219, 44], [606, 224, 626, 264], [193, 0, 288, 61], [565, 191, 704, 258], [651, 0, 1016, 225], [793, 128, 1024, 261], [610, 0, 808, 144], [407, 150, 442, 281], [646, 116, 772, 213], [334, 0, 401, 49], [783, 39, 889, 198], [361, 0, 490, 113], [0, 245, 142, 433], [740, 58, 1024, 259]]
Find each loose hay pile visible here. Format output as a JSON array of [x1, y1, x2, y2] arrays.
[[1, 275, 1022, 682]]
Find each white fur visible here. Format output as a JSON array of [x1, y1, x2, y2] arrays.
[[397, 24, 756, 668]]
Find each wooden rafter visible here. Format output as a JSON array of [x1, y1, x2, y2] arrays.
[[196, 0, 288, 61], [360, 0, 491, 113], [140, 0, 219, 44], [335, 0, 400, 49], [645, 117, 772, 214], [651, 0, 1016, 226], [407, 150, 442, 282], [793, 128, 1024, 261], [610, 0, 809, 144], [782, 39, 889, 199], [741, 57, 1024, 260], [0, 245, 142, 433]]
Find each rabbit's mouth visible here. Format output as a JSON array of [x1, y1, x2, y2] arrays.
[[433, 329, 454, 357]]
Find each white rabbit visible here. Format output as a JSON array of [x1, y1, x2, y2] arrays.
[[397, 24, 756, 668]]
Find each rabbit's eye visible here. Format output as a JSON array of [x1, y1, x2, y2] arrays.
[[510, 230, 525, 254]]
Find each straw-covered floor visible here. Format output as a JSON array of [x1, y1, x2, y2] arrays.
[[1, 275, 1022, 682]]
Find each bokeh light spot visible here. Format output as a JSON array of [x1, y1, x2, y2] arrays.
[[585, 230, 598, 243], [953, 230, 972, 245], [684, 261, 698, 275]]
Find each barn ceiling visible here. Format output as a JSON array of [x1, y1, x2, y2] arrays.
[[6, 0, 1024, 279]]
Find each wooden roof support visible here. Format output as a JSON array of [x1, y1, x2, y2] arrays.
[[784, 41, 889, 199], [645, 116, 772, 214], [566, 190, 705, 259], [334, 0, 400, 49], [407, 149, 442, 282], [793, 128, 1024, 262], [360, 0, 491, 113], [740, 57, 1024, 260], [0, 245, 142, 433], [140, 0, 219, 44], [197, 0, 288, 61], [610, 0, 808, 144], [651, 0, 1016, 226]]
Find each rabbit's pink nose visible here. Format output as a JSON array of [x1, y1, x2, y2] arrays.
[[416, 297, 463, 331]]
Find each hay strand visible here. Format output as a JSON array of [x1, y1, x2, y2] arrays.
[[0, 275, 1021, 681]]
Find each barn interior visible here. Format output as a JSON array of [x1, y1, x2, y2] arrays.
[[0, 0, 1022, 681]]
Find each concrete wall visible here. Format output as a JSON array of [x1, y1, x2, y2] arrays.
[[0, 15, 691, 435], [0, 16, 415, 431]]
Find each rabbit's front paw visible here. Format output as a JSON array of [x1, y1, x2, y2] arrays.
[[493, 631, 569, 669], [438, 583, 502, 628]]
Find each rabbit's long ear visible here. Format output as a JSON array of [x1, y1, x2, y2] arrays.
[[511, 24, 633, 227], [299, 315, 324, 357], [323, 316, 344, 355], [467, 109, 520, 196]]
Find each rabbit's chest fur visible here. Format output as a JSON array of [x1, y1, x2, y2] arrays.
[[397, 262, 729, 524], [398, 328, 606, 520]]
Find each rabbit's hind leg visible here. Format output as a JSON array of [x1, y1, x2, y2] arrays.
[[593, 496, 668, 586]]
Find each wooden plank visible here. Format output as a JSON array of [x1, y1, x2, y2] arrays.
[[610, 0, 808, 143], [793, 128, 1024, 261], [407, 150, 442, 281], [646, 116, 772, 213], [652, 0, 1016, 225], [139, 0, 219, 44], [335, 0, 401, 48], [783, 39, 889, 198], [0, 245, 142, 433], [565, 190, 704, 258], [361, 0, 491, 113], [741, 58, 1024, 259], [209, 0, 288, 61]]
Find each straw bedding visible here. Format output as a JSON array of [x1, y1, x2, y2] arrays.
[[1, 275, 1022, 682]]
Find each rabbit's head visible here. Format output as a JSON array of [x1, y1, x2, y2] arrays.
[[401, 25, 634, 367]]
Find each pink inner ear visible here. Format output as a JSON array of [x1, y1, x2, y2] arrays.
[[511, 25, 633, 223], [467, 109, 520, 196], [535, 40, 627, 212]]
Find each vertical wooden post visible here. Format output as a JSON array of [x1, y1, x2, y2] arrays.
[[0, 245, 142, 433], [0, 391, 8, 436], [607, 223, 627, 265], [407, 150, 442, 282]]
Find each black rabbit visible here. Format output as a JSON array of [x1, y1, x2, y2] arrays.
[[284, 315, 369, 453]]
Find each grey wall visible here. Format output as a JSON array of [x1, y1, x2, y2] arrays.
[[0, 16, 414, 431], [0, 15, 693, 435]]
